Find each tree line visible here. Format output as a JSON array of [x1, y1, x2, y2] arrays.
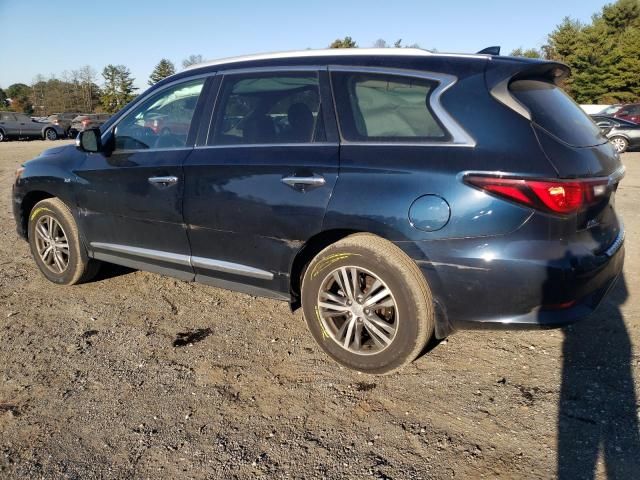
[[2, 0, 636, 116], [330, 0, 639, 104], [0, 55, 204, 116], [509, 0, 639, 103]]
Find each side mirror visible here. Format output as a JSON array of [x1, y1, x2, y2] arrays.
[[76, 128, 102, 153]]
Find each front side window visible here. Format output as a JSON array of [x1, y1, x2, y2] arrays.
[[211, 72, 324, 145], [114, 79, 204, 151], [331, 72, 447, 142]]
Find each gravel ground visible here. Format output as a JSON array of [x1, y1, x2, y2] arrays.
[[0, 140, 639, 479]]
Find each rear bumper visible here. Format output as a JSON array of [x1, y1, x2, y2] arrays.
[[396, 227, 625, 338]]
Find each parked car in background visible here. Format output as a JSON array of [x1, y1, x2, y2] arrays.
[[591, 114, 640, 153], [13, 49, 625, 373], [597, 104, 623, 115], [0, 112, 64, 141], [580, 104, 610, 115], [47, 112, 81, 137], [68, 114, 111, 138], [612, 103, 640, 124]]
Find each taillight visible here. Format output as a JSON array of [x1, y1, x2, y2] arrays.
[[82, 119, 90, 126], [464, 174, 609, 215]]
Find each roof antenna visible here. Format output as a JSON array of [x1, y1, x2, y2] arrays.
[[477, 46, 500, 55]]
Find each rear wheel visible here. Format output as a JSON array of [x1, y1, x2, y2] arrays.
[[28, 198, 100, 285], [44, 128, 58, 141], [610, 136, 628, 153], [301, 233, 434, 374]]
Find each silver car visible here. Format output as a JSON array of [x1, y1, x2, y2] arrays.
[[0, 112, 65, 141]]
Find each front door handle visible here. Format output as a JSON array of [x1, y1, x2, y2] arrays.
[[148, 176, 178, 187], [281, 174, 326, 191]]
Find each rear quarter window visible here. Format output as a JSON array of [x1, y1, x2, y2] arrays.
[[331, 72, 448, 142], [510, 80, 606, 147]]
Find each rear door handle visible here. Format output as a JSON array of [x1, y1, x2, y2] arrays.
[[148, 176, 178, 187], [281, 174, 326, 191]]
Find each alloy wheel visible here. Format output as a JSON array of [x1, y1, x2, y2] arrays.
[[611, 137, 627, 153], [317, 266, 398, 355], [34, 215, 69, 273]]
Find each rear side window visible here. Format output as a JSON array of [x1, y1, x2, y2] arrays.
[[211, 72, 324, 145], [331, 72, 447, 142], [510, 80, 605, 147]]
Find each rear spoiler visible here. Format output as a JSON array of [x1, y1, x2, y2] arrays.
[[486, 59, 570, 120]]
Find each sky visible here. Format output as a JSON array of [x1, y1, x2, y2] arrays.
[[0, 0, 608, 91]]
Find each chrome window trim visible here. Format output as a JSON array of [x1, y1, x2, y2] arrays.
[[490, 78, 532, 121], [89, 242, 273, 280], [100, 73, 214, 146], [328, 65, 476, 147], [110, 146, 194, 155], [194, 142, 338, 150], [340, 141, 474, 148]]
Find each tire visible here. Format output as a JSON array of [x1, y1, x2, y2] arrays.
[[301, 233, 434, 374], [610, 136, 628, 154], [44, 128, 58, 141], [0, 129, 5, 142], [27, 198, 100, 285]]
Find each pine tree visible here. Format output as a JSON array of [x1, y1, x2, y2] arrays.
[[148, 59, 176, 86], [101, 65, 137, 113]]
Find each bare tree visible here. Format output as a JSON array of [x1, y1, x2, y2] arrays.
[[182, 54, 204, 69]]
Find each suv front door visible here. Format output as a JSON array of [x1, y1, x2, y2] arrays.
[[183, 69, 339, 298], [74, 77, 209, 279]]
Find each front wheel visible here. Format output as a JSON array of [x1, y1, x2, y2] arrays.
[[28, 198, 100, 285], [301, 233, 434, 374], [0, 129, 5, 142], [610, 136, 628, 153]]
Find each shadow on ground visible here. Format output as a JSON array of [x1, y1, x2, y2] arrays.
[[557, 275, 640, 479]]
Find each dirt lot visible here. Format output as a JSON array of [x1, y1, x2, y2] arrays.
[[0, 140, 638, 479]]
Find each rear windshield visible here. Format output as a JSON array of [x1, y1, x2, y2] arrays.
[[510, 80, 606, 147]]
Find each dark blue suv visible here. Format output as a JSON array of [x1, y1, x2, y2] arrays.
[[12, 49, 625, 373]]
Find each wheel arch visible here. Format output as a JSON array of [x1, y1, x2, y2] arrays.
[[289, 228, 362, 310], [19, 190, 56, 239], [289, 229, 454, 339], [42, 126, 57, 139], [610, 133, 631, 141]]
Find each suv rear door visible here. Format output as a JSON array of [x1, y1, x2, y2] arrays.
[[183, 68, 339, 298]]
